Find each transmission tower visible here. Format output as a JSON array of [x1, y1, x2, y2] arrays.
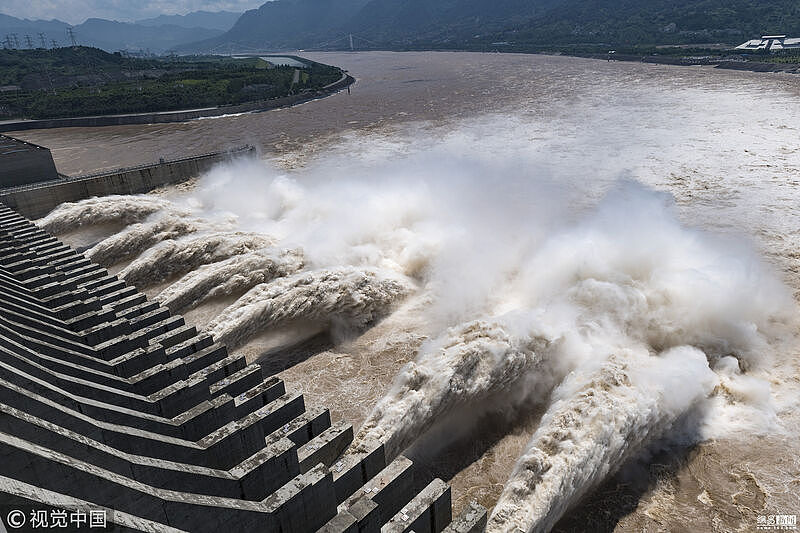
[[25, 34, 33, 49], [51, 39, 58, 49], [3, 35, 10, 49], [66, 27, 77, 47], [11, 34, 20, 49], [38, 33, 47, 49], [349, 33, 354, 51]]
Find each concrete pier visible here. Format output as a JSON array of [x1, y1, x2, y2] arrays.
[[0, 202, 487, 532]]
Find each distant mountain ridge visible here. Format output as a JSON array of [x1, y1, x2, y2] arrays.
[[0, 10, 232, 52], [0, 13, 71, 47], [179, 0, 372, 53], [177, 0, 800, 52], [136, 10, 242, 31], [6, 1, 800, 54], [76, 18, 223, 52]]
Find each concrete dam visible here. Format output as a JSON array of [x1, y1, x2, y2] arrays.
[[0, 202, 487, 532], [0, 145, 257, 220]]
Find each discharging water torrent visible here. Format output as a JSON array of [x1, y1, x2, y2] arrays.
[[38, 101, 799, 531]]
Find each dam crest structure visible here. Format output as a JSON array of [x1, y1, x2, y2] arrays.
[[0, 200, 487, 532]]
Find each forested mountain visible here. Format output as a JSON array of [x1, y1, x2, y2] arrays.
[[7, 0, 798, 53], [179, 0, 372, 52], [346, 0, 563, 43], [0, 14, 70, 47], [136, 10, 242, 31], [502, 0, 800, 45], [0, 12, 225, 52], [75, 19, 223, 52], [179, 0, 800, 51]]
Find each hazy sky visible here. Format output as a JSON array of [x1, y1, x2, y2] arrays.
[[1, 0, 265, 25]]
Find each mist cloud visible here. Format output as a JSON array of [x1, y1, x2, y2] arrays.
[[41, 106, 797, 530]]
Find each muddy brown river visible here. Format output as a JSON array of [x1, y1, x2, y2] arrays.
[[17, 52, 800, 532]]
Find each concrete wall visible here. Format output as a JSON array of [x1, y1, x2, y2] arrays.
[[0, 136, 59, 188], [0, 203, 482, 533], [0, 75, 355, 133], [0, 147, 58, 188], [0, 146, 255, 219]]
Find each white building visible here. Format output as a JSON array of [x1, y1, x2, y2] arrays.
[[736, 35, 800, 52]]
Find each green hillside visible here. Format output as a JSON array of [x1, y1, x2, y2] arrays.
[[0, 47, 343, 119], [503, 0, 800, 46], [185, 0, 800, 51]]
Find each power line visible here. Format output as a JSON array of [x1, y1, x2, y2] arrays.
[[316, 34, 350, 49], [317, 33, 382, 50], [353, 34, 381, 46]]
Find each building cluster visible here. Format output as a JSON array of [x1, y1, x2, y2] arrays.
[[736, 35, 800, 52]]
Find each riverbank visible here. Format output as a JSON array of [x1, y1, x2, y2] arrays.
[[574, 51, 800, 74], [7, 51, 800, 531], [0, 72, 355, 133]]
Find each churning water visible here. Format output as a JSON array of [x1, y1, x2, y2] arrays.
[[27, 52, 800, 532]]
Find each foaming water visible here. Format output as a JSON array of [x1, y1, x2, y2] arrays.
[[117, 231, 273, 289], [488, 348, 718, 532], [154, 248, 305, 313], [37, 195, 174, 235], [354, 320, 552, 461], [37, 138, 796, 530], [205, 266, 413, 350], [87, 211, 201, 266], [32, 52, 800, 529], [345, 181, 792, 529]]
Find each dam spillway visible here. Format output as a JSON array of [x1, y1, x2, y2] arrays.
[[0, 202, 487, 533]]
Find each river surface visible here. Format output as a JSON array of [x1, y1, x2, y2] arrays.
[[16, 52, 800, 531]]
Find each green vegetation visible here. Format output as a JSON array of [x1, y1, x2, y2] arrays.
[[494, 0, 800, 47], [760, 50, 800, 63], [0, 47, 343, 120], [187, 0, 800, 54]]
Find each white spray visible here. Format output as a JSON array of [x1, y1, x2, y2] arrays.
[[204, 266, 414, 349], [117, 231, 273, 289], [487, 347, 718, 532], [349, 180, 793, 526], [86, 212, 202, 266], [154, 248, 305, 313], [39, 109, 797, 529], [353, 319, 554, 460], [37, 195, 174, 234]]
